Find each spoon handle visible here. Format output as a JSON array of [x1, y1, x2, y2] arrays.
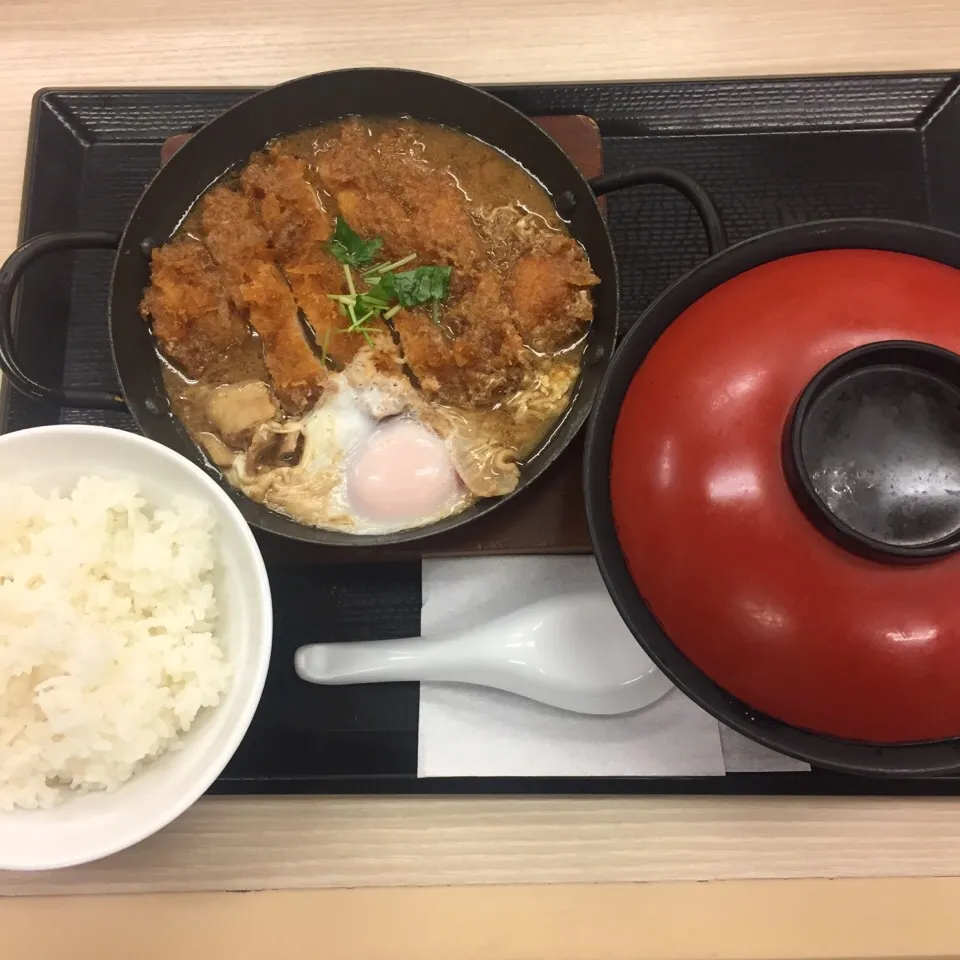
[[295, 636, 470, 685]]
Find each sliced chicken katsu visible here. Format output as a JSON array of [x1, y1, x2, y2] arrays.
[[240, 147, 392, 366], [315, 120, 416, 260], [199, 185, 326, 414], [333, 186, 416, 262], [481, 205, 600, 352], [392, 272, 526, 408], [315, 119, 484, 271], [239, 148, 334, 262], [375, 124, 485, 271], [508, 240, 599, 353], [312, 118, 378, 192], [139, 236, 248, 379]]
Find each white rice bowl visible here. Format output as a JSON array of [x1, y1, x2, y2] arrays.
[[0, 426, 271, 870]]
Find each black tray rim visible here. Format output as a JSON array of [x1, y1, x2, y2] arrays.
[[25, 67, 960, 99], [9, 69, 960, 797]]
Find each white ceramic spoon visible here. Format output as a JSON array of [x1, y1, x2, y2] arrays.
[[294, 587, 673, 715]]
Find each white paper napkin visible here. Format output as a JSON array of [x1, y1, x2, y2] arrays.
[[417, 556, 726, 778], [719, 725, 811, 773], [416, 556, 811, 778]]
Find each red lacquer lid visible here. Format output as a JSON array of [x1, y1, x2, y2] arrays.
[[611, 249, 960, 742]]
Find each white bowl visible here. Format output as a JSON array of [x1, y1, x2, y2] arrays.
[[0, 425, 272, 870]]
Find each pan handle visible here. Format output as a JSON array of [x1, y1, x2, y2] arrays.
[[590, 169, 728, 256], [0, 231, 127, 410]]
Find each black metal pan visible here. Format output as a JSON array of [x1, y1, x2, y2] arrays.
[[0, 68, 725, 546]]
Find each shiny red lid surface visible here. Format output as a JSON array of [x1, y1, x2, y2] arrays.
[[611, 249, 960, 742]]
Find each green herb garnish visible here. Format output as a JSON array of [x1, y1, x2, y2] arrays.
[[319, 328, 332, 366], [326, 225, 452, 338], [384, 266, 452, 308], [327, 217, 383, 267], [364, 266, 452, 326], [361, 274, 395, 307], [362, 252, 417, 277]]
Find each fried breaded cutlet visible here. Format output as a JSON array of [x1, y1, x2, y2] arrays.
[[315, 121, 417, 261], [475, 204, 599, 354], [199, 185, 326, 414], [139, 236, 248, 380], [375, 125, 485, 271], [240, 149, 385, 367], [333, 185, 415, 262], [509, 237, 599, 353], [392, 272, 527, 408], [313, 118, 379, 193], [315, 119, 484, 271], [240, 150, 334, 261]]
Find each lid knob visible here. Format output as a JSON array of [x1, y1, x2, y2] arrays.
[[784, 340, 960, 561]]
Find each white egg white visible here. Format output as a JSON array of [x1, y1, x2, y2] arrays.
[[298, 373, 469, 535]]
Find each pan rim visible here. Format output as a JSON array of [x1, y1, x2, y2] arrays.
[[109, 67, 619, 548]]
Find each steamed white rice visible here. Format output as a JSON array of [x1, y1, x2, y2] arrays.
[[0, 476, 231, 811]]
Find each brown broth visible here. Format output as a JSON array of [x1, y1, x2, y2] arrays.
[[282, 118, 560, 222]]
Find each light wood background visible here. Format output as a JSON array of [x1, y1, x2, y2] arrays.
[[3, 0, 959, 255], [6, 877, 960, 960], [5, 2, 960, 955]]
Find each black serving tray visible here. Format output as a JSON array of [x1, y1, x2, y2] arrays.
[[6, 74, 960, 797]]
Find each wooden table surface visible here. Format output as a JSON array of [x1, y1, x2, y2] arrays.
[[4, 1, 960, 955]]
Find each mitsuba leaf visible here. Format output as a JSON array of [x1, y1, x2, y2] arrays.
[[382, 266, 452, 307], [326, 218, 383, 267], [361, 275, 395, 306]]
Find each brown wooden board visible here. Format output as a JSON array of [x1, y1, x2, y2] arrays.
[[160, 116, 603, 562]]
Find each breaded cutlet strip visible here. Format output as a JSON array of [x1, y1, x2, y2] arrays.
[[316, 119, 484, 271], [333, 186, 415, 262], [313, 118, 379, 192], [392, 272, 527, 409], [508, 236, 599, 353], [240, 149, 334, 263], [240, 149, 383, 367], [478, 205, 599, 354], [315, 119, 417, 261], [199, 185, 326, 414], [392, 308, 525, 409], [375, 125, 485, 271], [138, 236, 248, 380]]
